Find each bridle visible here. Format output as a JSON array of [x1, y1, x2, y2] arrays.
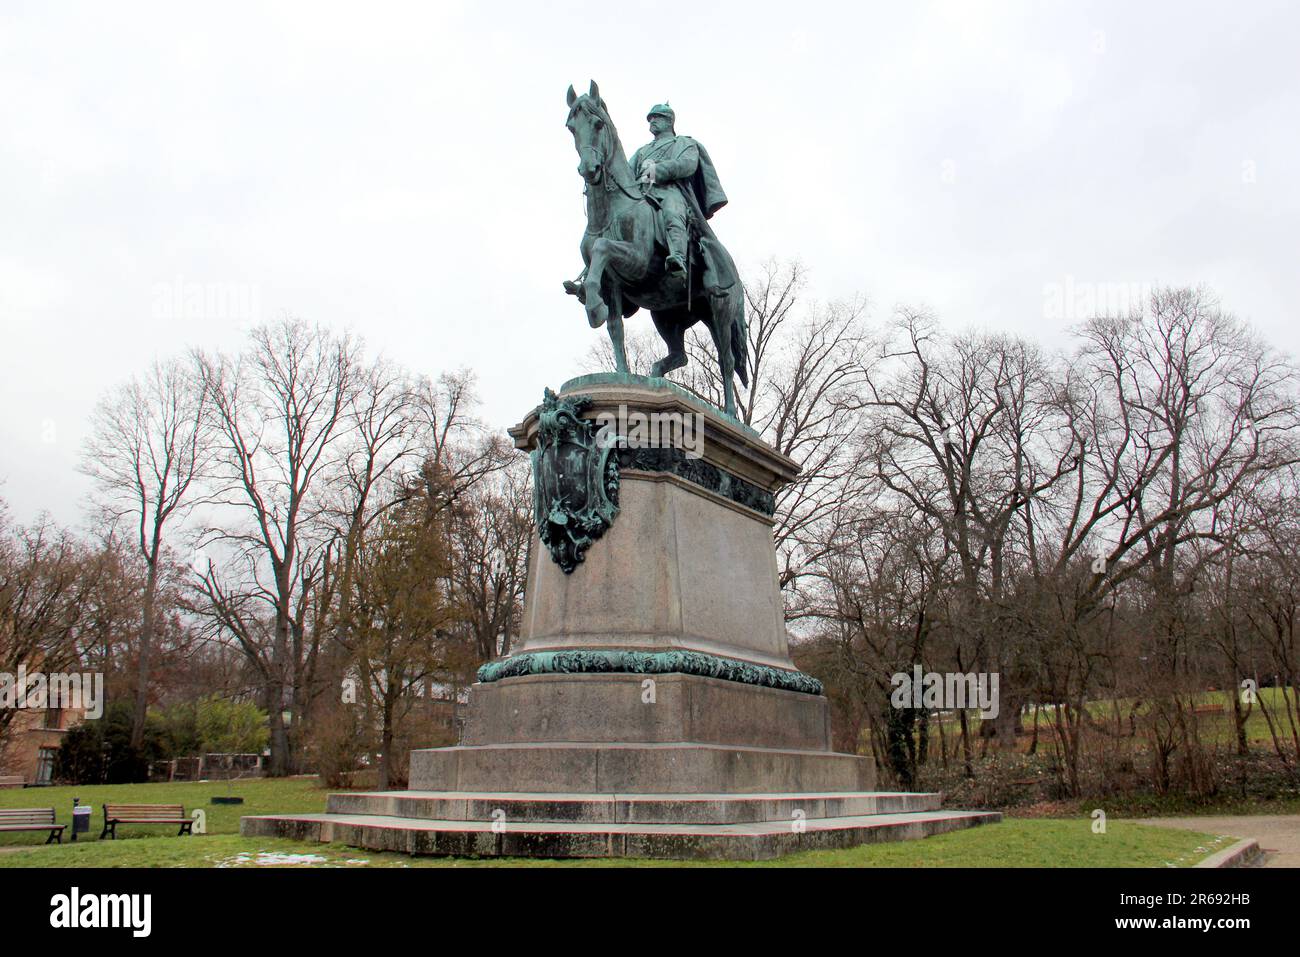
[[573, 100, 643, 205]]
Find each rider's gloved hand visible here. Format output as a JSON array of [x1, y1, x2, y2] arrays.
[[639, 160, 657, 184]]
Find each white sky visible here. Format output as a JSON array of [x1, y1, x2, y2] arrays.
[[3, 0, 1298, 525]]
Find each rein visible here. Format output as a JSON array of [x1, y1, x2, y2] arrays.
[[578, 104, 645, 225]]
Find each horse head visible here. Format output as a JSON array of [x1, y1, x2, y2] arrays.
[[566, 80, 616, 185]]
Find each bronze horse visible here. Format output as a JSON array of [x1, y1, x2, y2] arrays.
[[563, 81, 748, 417]]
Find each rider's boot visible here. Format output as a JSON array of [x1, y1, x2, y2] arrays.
[[562, 279, 587, 303], [665, 222, 688, 274]]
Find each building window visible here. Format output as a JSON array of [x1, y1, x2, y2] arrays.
[[36, 747, 57, 785], [43, 708, 63, 730]]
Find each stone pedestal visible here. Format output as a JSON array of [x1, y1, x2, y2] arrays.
[[242, 375, 1002, 859], [415, 373, 874, 795], [510, 376, 798, 670]]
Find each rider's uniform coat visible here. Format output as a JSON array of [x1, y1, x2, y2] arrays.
[[629, 135, 729, 265]]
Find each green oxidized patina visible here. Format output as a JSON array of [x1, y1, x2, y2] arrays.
[[560, 371, 758, 435], [477, 649, 824, 696], [615, 446, 775, 516], [563, 81, 750, 418], [532, 388, 620, 573]]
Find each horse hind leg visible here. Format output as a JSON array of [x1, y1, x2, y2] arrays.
[[650, 308, 689, 378], [705, 301, 737, 417]]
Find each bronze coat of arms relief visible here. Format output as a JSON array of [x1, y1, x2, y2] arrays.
[[531, 389, 620, 573]]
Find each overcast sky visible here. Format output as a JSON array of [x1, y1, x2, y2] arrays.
[[3, 0, 1298, 525]]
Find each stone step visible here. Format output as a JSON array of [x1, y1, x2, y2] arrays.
[[325, 789, 942, 824], [409, 742, 875, 793], [241, 808, 1003, 861]]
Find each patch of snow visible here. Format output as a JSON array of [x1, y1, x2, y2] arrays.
[[214, 850, 331, 868]]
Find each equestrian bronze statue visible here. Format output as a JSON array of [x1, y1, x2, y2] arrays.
[[563, 80, 749, 417]]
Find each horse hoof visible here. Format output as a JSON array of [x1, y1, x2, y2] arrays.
[[588, 302, 608, 329], [651, 354, 686, 378]]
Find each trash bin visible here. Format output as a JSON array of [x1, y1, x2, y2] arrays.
[[71, 803, 91, 841]]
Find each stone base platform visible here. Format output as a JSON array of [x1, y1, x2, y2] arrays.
[[329, 788, 941, 821], [241, 790, 1002, 861], [408, 742, 876, 794], [460, 673, 835, 751]]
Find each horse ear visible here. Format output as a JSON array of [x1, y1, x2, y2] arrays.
[[589, 80, 600, 100], [566, 84, 577, 107]]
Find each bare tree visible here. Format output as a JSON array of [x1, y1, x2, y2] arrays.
[[411, 370, 512, 516], [853, 312, 1077, 752], [191, 318, 358, 775], [445, 457, 532, 665], [0, 507, 101, 746], [1025, 289, 1300, 792], [324, 357, 425, 685], [81, 358, 210, 747]]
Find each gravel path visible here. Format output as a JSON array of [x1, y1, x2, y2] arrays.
[[1137, 815, 1300, 867]]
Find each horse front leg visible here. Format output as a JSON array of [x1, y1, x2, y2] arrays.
[[596, 232, 659, 375], [584, 239, 611, 330], [608, 282, 632, 373], [607, 312, 628, 374], [585, 239, 629, 372]]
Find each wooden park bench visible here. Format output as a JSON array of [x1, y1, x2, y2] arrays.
[[0, 808, 66, 843], [101, 803, 194, 840], [0, 775, 25, 789]]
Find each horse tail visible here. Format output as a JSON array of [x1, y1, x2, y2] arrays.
[[728, 288, 749, 387]]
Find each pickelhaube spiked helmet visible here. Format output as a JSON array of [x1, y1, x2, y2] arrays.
[[646, 102, 675, 122]]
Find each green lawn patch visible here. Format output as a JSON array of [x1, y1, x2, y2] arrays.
[[929, 687, 1298, 749], [759, 819, 1232, 868], [0, 777, 327, 846]]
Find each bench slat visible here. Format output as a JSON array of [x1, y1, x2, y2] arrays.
[[100, 804, 193, 840], [105, 804, 186, 819], [0, 807, 64, 843], [0, 824, 65, 831], [0, 808, 56, 824]]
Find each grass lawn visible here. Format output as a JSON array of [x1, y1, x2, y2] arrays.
[[1030, 790, 1300, 819], [0, 776, 328, 847], [762, 819, 1234, 868], [930, 687, 1298, 749], [0, 779, 1232, 867]]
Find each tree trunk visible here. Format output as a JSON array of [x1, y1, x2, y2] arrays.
[[958, 709, 974, 779], [129, 558, 160, 749], [1230, 688, 1249, 757], [267, 687, 290, 777], [380, 700, 396, 790]]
